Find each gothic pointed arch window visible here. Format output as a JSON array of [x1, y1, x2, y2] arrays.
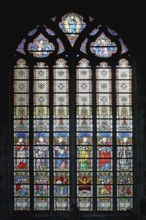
[[12, 12, 133, 215]]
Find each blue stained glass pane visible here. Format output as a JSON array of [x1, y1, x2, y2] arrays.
[[89, 17, 94, 22], [57, 38, 65, 54], [80, 38, 88, 54], [46, 28, 55, 36], [108, 27, 118, 36], [28, 34, 55, 58], [119, 38, 128, 54], [89, 28, 99, 36], [53, 146, 69, 158], [59, 13, 86, 46], [34, 185, 50, 197], [28, 28, 37, 36], [90, 33, 117, 57], [17, 39, 26, 54]]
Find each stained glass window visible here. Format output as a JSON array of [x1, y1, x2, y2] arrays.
[[13, 13, 134, 215], [76, 59, 93, 211], [96, 63, 113, 211], [53, 59, 70, 211], [13, 59, 30, 210], [33, 63, 50, 210], [116, 59, 133, 211]]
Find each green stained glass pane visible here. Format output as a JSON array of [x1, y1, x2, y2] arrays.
[[97, 198, 113, 211], [53, 107, 69, 118], [76, 106, 92, 119], [34, 107, 49, 118], [14, 107, 29, 119], [117, 107, 132, 118], [117, 198, 133, 211], [77, 159, 93, 171], [96, 107, 112, 118]]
